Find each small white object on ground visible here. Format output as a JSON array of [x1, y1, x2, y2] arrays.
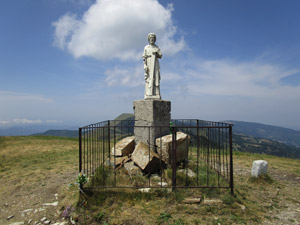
[[43, 201, 58, 206], [251, 160, 268, 177]]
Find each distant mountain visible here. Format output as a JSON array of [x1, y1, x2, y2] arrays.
[[228, 120, 300, 148], [32, 129, 78, 138], [233, 133, 300, 159], [0, 124, 78, 136], [114, 113, 134, 121]]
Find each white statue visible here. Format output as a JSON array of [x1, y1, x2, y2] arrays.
[[143, 33, 162, 100]]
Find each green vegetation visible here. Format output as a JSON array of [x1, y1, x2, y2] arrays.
[[1, 135, 299, 224], [229, 120, 300, 147], [233, 133, 300, 159]]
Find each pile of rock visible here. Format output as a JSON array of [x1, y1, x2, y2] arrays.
[[107, 132, 190, 175]]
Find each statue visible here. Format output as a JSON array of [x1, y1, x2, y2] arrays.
[[143, 33, 162, 100]]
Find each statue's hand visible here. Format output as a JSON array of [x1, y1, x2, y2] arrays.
[[144, 65, 148, 73]]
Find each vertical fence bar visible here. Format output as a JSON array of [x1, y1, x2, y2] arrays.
[[79, 128, 82, 173], [114, 126, 116, 186], [207, 128, 210, 187], [172, 126, 177, 191], [83, 128, 86, 176], [229, 125, 234, 195], [196, 120, 199, 186], [218, 127, 221, 186], [148, 126, 151, 187], [108, 121, 110, 160]]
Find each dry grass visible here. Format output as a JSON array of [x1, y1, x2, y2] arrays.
[[0, 136, 78, 201], [1, 136, 299, 225]]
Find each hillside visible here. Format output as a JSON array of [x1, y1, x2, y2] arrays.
[[228, 120, 300, 148], [28, 115, 300, 159], [1, 136, 299, 224], [32, 129, 78, 138], [233, 133, 300, 159]]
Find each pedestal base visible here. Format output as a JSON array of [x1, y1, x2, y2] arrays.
[[133, 99, 171, 149]]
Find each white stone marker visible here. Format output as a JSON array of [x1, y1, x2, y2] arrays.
[[251, 160, 268, 177]]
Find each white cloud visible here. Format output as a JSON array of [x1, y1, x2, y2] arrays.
[[53, 0, 185, 61], [0, 119, 63, 126], [0, 91, 53, 103], [12, 119, 43, 124], [105, 65, 144, 87], [169, 58, 300, 100]]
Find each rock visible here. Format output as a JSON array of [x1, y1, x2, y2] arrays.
[[54, 193, 59, 200], [138, 188, 151, 193], [203, 198, 223, 205], [178, 169, 196, 178], [7, 215, 14, 220], [131, 142, 161, 173], [182, 197, 201, 204], [28, 219, 32, 224], [70, 216, 76, 225], [43, 201, 58, 206], [22, 209, 33, 215], [9, 222, 24, 225], [157, 181, 168, 187], [236, 203, 246, 211], [109, 155, 130, 167], [124, 161, 142, 176], [251, 160, 268, 177], [111, 136, 135, 156], [156, 131, 190, 164], [40, 217, 47, 222], [44, 220, 51, 225]]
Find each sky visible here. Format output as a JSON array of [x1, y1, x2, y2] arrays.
[[1, 0, 300, 130]]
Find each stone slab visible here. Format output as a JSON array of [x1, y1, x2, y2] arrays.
[[156, 131, 190, 164], [131, 141, 161, 173], [111, 136, 135, 156]]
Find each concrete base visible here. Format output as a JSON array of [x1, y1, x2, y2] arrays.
[[133, 99, 171, 149]]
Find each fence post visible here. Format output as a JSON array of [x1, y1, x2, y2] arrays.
[[108, 120, 110, 160], [79, 127, 82, 190], [229, 125, 234, 195], [172, 126, 177, 191]]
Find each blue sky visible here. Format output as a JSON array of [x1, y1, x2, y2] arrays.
[[1, 0, 300, 130]]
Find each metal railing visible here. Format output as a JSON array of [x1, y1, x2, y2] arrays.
[[79, 119, 233, 194]]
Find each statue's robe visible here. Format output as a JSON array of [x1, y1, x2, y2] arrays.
[[143, 44, 162, 98]]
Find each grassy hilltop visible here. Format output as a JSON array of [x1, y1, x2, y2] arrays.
[[0, 135, 299, 224]]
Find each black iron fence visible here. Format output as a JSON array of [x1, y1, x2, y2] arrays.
[[79, 119, 233, 194]]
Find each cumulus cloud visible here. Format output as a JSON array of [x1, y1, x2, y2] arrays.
[[53, 0, 185, 61], [167, 58, 300, 100], [105, 65, 144, 87]]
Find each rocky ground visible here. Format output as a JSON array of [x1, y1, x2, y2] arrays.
[[0, 169, 77, 225]]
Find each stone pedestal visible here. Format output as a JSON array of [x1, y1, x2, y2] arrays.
[[133, 99, 171, 149]]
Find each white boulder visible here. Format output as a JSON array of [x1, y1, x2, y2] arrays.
[[251, 160, 268, 177]]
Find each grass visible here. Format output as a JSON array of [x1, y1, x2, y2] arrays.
[[1, 135, 300, 224], [0, 136, 78, 197]]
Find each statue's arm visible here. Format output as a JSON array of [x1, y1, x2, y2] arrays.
[[156, 48, 162, 59], [143, 47, 148, 78]]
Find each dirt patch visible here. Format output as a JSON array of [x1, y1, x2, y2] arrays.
[[0, 169, 77, 225]]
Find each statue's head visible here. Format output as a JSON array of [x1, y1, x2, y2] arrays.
[[147, 33, 156, 44]]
